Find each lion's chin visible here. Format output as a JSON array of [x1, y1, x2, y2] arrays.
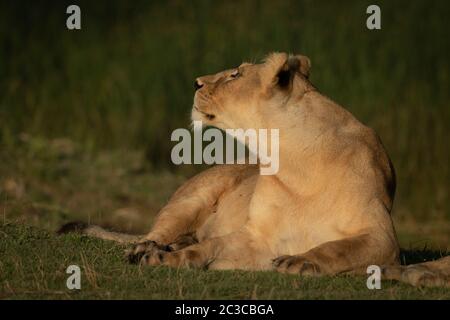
[[191, 106, 216, 124]]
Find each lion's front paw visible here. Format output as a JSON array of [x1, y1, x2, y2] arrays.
[[126, 240, 171, 265], [272, 255, 321, 276]]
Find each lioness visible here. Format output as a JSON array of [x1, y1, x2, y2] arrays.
[[60, 52, 450, 287]]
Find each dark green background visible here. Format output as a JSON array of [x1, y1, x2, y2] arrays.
[[1, 0, 449, 220]]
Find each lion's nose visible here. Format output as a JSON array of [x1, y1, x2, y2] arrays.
[[194, 79, 204, 91]]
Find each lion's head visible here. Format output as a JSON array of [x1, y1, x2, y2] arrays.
[[191, 52, 313, 130]]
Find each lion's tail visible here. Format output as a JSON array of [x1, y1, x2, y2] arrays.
[[57, 221, 143, 244]]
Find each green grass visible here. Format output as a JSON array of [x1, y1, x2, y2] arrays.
[[1, 223, 449, 300], [0, 137, 449, 299]]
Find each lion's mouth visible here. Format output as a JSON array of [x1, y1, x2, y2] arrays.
[[193, 106, 216, 120]]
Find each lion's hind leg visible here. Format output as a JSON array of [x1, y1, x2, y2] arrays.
[[127, 232, 198, 264], [382, 256, 450, 287], [137, 230, 272, 271], [168, 232, 199, 251], [126, 164, 256, 263]]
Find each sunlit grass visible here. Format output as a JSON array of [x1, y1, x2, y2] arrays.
[[1, 223, 449, 299]]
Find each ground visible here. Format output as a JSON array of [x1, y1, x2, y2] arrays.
[[1, 223, 449, 299], [0, 136, 449, 299]]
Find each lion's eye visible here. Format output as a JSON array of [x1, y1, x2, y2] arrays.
[[230, 70, 240, 79]]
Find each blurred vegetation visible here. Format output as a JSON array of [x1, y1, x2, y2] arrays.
[[1, 0, 449, 224]]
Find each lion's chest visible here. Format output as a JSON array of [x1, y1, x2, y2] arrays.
[[196, 174, 342, 255], [196, 173, 257, 241]]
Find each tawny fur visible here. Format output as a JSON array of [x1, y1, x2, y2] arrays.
[[60, 52, 449, 288]]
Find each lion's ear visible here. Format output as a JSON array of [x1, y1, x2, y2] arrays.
[[281, 55, 311, 79], [294, 54, 311, 78], [263, 53, 311, 90]]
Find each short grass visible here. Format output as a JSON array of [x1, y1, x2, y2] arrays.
[[1, 223, 449, 300], [0, 223, 450, 299], [0, 137, 449, 300]]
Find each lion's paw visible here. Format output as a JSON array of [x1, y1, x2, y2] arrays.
[[126, 240, 170, 265], [402, 265, 448, 287], [272, 255, 321, 276]]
